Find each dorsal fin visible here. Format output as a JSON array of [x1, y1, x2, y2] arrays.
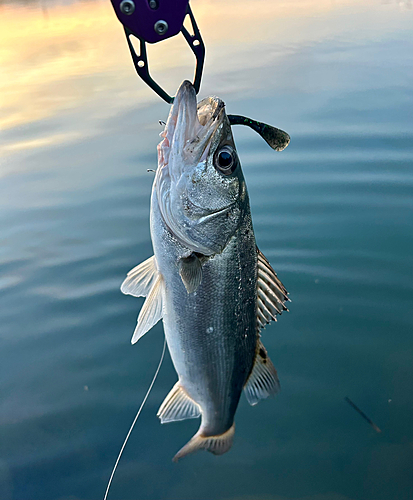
[[157, 382, 201, 423], [257, 248, 289, 330], [244, 341, 280, 406]]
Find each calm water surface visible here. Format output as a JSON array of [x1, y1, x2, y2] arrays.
[[1, 1, 413, 499]]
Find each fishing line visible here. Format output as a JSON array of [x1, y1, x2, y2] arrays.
[[103, 338, 167, 500]]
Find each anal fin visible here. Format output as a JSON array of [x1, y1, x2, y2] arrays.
[[157, 382, 201, 423], [244, 341, 280, 406]]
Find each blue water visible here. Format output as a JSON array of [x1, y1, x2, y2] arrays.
[[1, 1, 413, 499]]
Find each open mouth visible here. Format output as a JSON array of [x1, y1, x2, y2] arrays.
[[154, 81, 237, 255], [157, 81, 225, 171]]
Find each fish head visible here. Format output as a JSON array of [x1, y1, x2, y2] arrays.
[[155, 81, 247, 256]]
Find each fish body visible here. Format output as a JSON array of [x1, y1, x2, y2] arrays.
[[152, 188, 257, 440], [122, 81, 289, 460]]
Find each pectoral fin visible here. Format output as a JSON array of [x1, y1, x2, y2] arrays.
[[179, 253, 202, 294], [257, 248, 289, 330], [157, 382, 201, 423], [244, 341, 280, 406], [131, 275, 164, 344]]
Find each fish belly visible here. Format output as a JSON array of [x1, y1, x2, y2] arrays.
[[151, 194, 257, 436]]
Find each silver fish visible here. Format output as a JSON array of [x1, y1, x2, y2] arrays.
[[121, 80, 289, 461]]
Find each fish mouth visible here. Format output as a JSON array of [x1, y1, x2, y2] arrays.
[[155, 81, 231, 255], [157, 80, 225, 174]]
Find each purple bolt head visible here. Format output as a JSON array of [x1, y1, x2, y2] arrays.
[[111, 0, 189, 44]]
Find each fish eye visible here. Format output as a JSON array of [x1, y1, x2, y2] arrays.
[[214, 146, 237, 175]]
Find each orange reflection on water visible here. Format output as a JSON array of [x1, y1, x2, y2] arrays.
[[0, 0, 401, 136], [2, 132, 83, 153], [0, 0, 129, 131]]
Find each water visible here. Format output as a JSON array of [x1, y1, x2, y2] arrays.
[[1, 1, 413, 499]]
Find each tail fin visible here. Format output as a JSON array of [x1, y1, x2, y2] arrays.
[[173, 424, 235, 462]]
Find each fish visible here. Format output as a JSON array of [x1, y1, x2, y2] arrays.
[[121, 80, 290, 461]]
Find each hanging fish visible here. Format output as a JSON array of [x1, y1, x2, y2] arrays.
[[121, 80, 290, 461]]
